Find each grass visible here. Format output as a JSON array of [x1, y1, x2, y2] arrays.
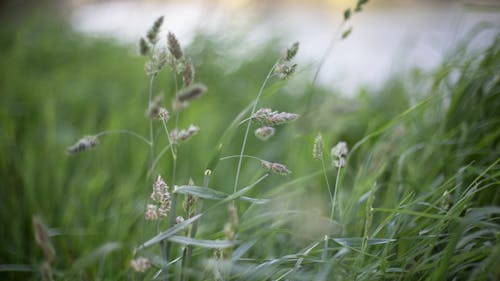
[[0, 10, 499, 281]]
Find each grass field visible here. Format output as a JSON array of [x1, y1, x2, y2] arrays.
[[1, 12, 499, 281]]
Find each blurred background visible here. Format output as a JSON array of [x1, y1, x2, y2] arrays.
[[1, 0, 499, 280]]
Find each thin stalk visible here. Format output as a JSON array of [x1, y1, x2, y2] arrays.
[[165, 72, 180, 281], [320, 156, 334, 220], [331, 167, 342, 221], [94, 130, 151, 146], [181, 170, 211, 281], [220, 154, 266, 163], [233, 62, 277, 193]]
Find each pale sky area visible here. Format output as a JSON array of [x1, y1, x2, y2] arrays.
[[71, 0, 500, 95]]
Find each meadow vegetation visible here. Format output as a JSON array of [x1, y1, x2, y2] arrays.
[[0, 9, 499, 281]]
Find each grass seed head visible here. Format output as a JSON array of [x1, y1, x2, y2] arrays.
[[177, 83, 207, 103], [261, 160, 292, 176], [167, 32, 183, 60], [146, 16, 164, 44], [255, 126, 276, 141], [139, 37, 150, 56], [130, 256, 151, 272], [66, 135, 99, 155], [183, 58, 195, 86], [284, 41, 299, 61], [313, 133, 324, 160]]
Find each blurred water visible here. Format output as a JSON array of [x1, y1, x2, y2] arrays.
[[72, 1, 499, 95]]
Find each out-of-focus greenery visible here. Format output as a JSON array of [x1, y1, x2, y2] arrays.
[[1, 14, 499, 281]]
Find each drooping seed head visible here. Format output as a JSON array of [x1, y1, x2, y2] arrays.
[[261, 160, 292, 176], [252, 108, 299, 126], [66, 135, 99, 155], [177, 83, 207, 103]]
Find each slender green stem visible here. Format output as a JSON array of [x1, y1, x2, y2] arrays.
[[320, 156, 334, 220], [94, 130, 151, 146], [161, 120, 177, 159], [331, 167, 342, 221], [151, 144, 172, 175], [220, 154, 266, 163], [165, 72, 180, 281], [148, 75, 157, 175], [233, 62, 277, 193]]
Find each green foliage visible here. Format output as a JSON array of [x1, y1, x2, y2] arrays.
[[1, 14, 499, 281]]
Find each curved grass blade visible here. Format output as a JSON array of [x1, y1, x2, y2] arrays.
[[333, 237, 396, 247], [175, 185, 270, 204], [167, 235, 235, 248], [139, 214, 202, 250]]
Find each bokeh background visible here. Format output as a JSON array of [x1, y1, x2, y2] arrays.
[[1, 0, 499, 280]]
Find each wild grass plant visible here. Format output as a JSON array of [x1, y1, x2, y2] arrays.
[[1, 3, 499, 281]]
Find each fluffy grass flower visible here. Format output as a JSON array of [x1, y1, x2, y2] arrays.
[[66, 135, 99, 155], [130, 256, 151, 272], [252, 108, 299, 126], [261, 160, 292, 176], [255, 126, 275, 141], [313, 133, 324, 160]]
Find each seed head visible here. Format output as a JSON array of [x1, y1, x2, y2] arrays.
[[33, 216, 55, 262], [130, 256, 151, 272], [284, 42, 299, 61], [183, 58, 195, 86], [158, 107, 170, 121], [171, 124, 200, 143], [331, 141, 348, 158], [255, 126, 276, 141], [146, 16, 164, 44], [342, 27, 353, 39], [167, 32, 183, 60], [343, 9, 351, 21], [252, 108, 299, 126], [176, 216, 185, 224], [145, 204, 159, 220], [151, 176, 171, 205], [313, 133, 323, 160], [145, 50, 168, 76], [331, 141, 348, 168], [261, 160, 292, 176], [275, 63, 297, 80], [177, 83, 207, 103], [139, 37, 150, 56], [146, 95, 164, 118], [66, 135, 99, 155]]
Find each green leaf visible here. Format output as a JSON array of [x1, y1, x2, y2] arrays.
[[167, 235, 235, 248], [333, 237, 396, 247], [139, 214, 202, 249], [175, 185, 270, 204]]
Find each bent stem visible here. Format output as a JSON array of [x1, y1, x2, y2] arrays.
[[94, 130, 151, 146], [233, 62, 277, 194]]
